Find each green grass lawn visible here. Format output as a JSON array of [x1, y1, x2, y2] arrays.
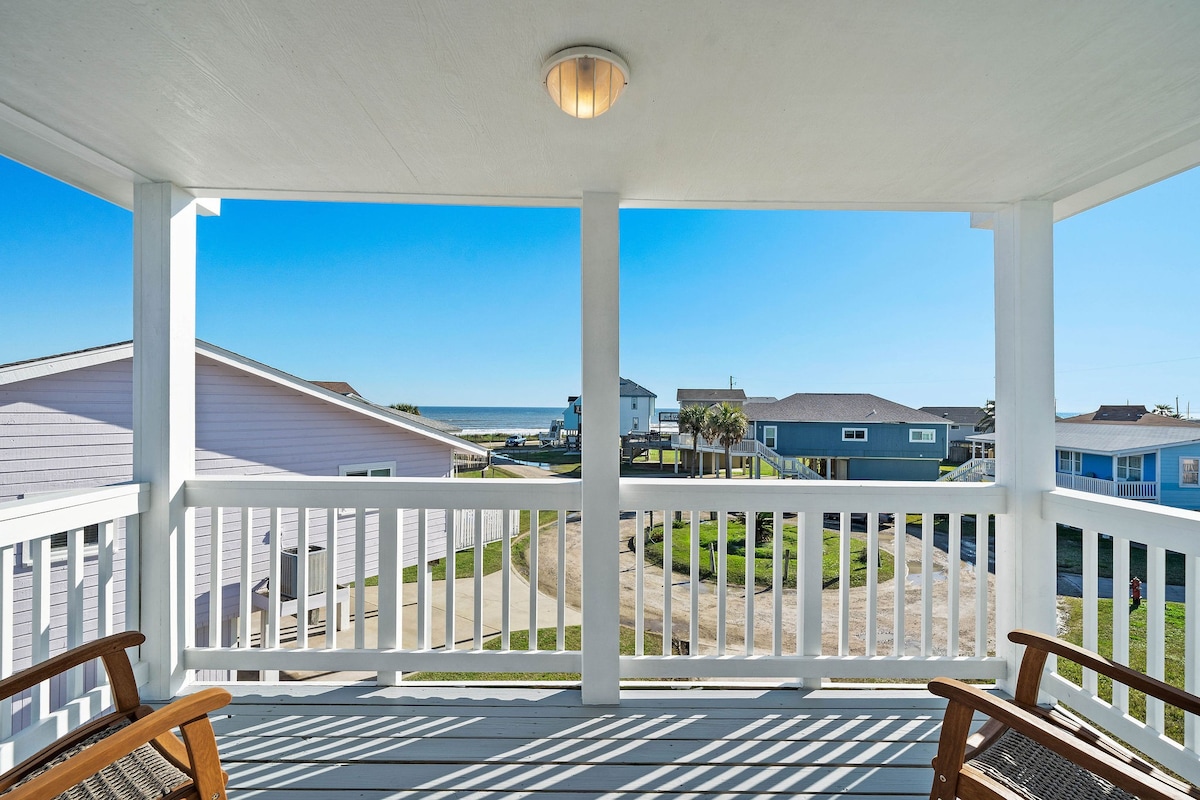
[[406, 624, 661, 681], [1057, 526, 1188, 585], [1059, 596, 1187, 743], [458, 465, 521, 479], [640, 518, 894, 589]]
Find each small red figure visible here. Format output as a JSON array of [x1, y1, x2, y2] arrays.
[[1130, 576, 1142, 608]]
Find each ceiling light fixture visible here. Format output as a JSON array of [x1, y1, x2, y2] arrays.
[[542, 46, 629, 119]]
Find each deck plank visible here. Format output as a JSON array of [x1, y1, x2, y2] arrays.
[[213, 687, 960, 799]]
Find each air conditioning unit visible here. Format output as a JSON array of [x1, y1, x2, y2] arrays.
[[281, 545, 327, 599]]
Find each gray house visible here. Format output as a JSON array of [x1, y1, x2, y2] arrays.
[[747, 393, 952, 480]]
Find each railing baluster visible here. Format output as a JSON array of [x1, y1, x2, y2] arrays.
[[797, 512, 823, 671], [502, 509, 513, 650], [417, 508, 431, 650], [296, 507, 309, 649], [839, 511, 851, 656], [528, 509, 539, 648], [1186, 553, 1198, 752], [444, 507, 456, 650], [124, 514, 141, 636], [325, 508, 337, 649], [921, 512, 933, 656], [744, 508, 755, 655], [557, 511, 566, 650], [268, 507, 282, 651], [893, 511, 906, 655], [1111, 535, 1130, 713], [716, 510, 727, 655], [772, 510, 783, 656], [474, 508, 484, 649], [689, 511, 700, 653], [1146, 543, 1166, 732], [634, 510, 644, 656], [239, 508, 252, 649], [1082, 528, 1099, 694], [66, 527, 84, 699], [663, 511, 672, 654], [0, 543, 14, 740], [354, 508, 366, 650], [32, 537, 50, 722], [208, 508, 223, 649], [867, 512, 879, 656], [975, 514, 988, 657], [377, 507, 400, 685], [947, 513, 960, 656]]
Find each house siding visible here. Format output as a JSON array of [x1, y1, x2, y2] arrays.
[[847, 457, 940, 481], [755, 421, 948, 461], [1, 353, 458, 693], [1157, 444, 1200, 511]]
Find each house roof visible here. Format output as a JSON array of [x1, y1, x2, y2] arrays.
[[971, 422, 1200, 456], [1059, 405, 1200, 427], [1, 3, 1197, 218], [746, 393, 951, 425], [677, 389, 747, 403], [619, 378, 656, 399], [311, 381, 362, 398], [0, 341, 486, 456], [919, 406, 988, 426]]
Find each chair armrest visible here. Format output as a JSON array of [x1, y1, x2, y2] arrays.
[[1, 687, 232, 800], [0, 631, 144, 710], [1009, 629, 1200, 715], [929, 678, 1193, 800]]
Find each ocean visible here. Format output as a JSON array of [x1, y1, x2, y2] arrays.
[[421, 406, 562, 436]]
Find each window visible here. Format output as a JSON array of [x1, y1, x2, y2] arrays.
[[910, 429, 936, 443], [842, 428, 867, 441], [1117, 455, 1143, 482], [763, 425, 777, 449], [631, 396, 638, 409], [1058, 451, 1082, 474], [1182, 458, 1199, 487], [50, 523, 100, 550], [632, 417, 639, 430], [340, 461, 395, 477]]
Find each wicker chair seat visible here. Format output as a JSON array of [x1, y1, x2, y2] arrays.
[[967, 729, 1136, 800]]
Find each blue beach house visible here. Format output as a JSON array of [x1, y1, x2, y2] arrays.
[[745, 393, 951, 480]]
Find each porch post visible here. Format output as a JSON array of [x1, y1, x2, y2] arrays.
[[992, 200, 1056, 690], [133, 182, 197, 700], [580, 191, 621, 704]]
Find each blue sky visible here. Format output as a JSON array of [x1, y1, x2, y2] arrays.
[[2, 155, 1198, 413]]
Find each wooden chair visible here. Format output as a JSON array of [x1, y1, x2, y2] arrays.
[[928, 629, 1200, 800], [0, 631, 231, 800]]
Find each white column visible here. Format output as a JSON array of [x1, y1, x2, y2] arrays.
[[133, 182, 198, 700], [580, 192, 621, 705], [992, 200, 1056, 689]]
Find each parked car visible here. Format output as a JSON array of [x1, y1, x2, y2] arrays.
[[505, 435, 526, 447]]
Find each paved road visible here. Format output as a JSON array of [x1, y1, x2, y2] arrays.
[[1056, 573, 1185, 602]]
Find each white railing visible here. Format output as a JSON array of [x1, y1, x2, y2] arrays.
[[181, 476, 583, 679], [618, 479, 1005, 680], [1055, 473, 1157, 500], [671, 435, 824, 479], [1042, 488, 1200, 780], [0, 483, 149, 769], [939, 458, 995, 482]]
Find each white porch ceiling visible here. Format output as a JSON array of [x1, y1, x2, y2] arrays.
[[1, 1, 1198, 214]]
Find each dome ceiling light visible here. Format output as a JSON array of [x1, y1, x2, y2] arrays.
[[541, 46, 629, 119]]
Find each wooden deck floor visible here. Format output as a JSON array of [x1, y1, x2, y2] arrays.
[[211, 684, 963, 799]]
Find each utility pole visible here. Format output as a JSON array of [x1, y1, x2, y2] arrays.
[[729, 375, 736, 390]]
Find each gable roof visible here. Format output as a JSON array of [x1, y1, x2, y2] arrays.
[[972, 422, 1200, 456], [1060, 405, 1200, 427], [677, 389, 747, 403], [619, 378, 656, 398], [0, 341, 486, 456], [746, 393, 952, 425], [311, 380, 362, 398], [919, 406, 988, 426]]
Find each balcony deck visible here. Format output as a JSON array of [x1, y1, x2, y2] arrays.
[[210, 684, 954, 800]]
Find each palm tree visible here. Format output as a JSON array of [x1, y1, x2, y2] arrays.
[[700, 404, 721, 477], [710, 402, 748, 479], [677, 404, 708, 478], [389, 402, 420, 415], [978, 399, 995, 433], [1153, 403, 1182, 418]]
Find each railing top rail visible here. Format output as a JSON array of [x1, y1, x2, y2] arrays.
[[0, 482, 149, 546], [1044, 488, 1200, 555], [621, 477, 1006, 513], [185, 475, 582, 510]]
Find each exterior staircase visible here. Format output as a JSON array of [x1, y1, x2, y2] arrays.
[[938, 457, 995, 482], [671, 434, 824, 479]]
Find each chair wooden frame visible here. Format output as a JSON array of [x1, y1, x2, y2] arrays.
[[929, 629, 1200, 800], [0, 631, 230, 800]]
